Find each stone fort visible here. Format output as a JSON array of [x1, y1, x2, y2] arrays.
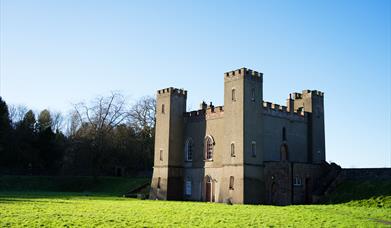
[[150, 67, 336, 205]]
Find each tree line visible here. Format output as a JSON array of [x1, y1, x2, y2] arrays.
[[0, 93, 156, 176]]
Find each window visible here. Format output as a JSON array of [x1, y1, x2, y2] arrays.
[[251, 88, 256, 101], [161, 104, 165, 113], [232, 88, 236, 101], [230, 143, 235, 157], [159, 149, 163, 161], [157, 177, 161, 189], [229, 176, 234, 190], [294, 176, 302, 186], [205, 136, 214, 160], [282, 127, 287, 141], [280, 144, 288, 161], [185, 179, 192, 196], [251, 141, 256, 157], [185, 138, 193, 161]]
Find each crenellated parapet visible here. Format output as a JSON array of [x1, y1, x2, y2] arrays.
[[263, 101, 307, 120], [157, 87, 187, 97], [293, 90, 324, 99], [185, 102, 224, 121], [224, 67, 263, 81]]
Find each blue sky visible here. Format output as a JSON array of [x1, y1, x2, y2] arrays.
[[0, 0, 390, 168]]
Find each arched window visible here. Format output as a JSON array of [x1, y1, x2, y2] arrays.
[[204, 136, 214, 160], [230, 143, 235, 157], [185, 138, 193, 161], [282, 127, 287, 141], [232, 88, 236, 101]]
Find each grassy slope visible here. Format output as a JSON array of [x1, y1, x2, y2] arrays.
[[0, 193, 390, 227], [322, 180, 391, 208], [0, 175, 149, 196]]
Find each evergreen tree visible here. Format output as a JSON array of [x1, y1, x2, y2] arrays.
[[0, 97, 12, 166]]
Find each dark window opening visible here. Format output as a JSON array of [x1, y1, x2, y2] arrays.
[[229, 176, 234, 190], [230, 143, 235, 157]]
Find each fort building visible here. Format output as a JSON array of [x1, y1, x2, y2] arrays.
[[149, 67, 334, 205]]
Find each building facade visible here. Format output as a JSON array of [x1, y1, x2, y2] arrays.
[[150, 68, 332, 205]]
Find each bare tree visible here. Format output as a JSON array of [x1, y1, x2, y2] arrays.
[[51, 111, 65, 133], [8, 104, 28, 125], [72, 92, 130, 176], [128, 96, 156, 135]]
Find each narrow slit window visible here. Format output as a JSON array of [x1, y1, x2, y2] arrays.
[[282, 127, 287, 141], [157, 177, 161, 189], [251, 88, 256, 101], [251, 141, 256, 157], [231, 143, 235, 157], [161, 104, 165, 113], [159, 149, 163, 161], [229, 176, 234, 190], [232, 89, 236, 101]]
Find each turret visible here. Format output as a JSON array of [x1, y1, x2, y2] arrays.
[[222, 67, 264, 204], [291, 90, 325, 163], [150, 87, 187, 200]]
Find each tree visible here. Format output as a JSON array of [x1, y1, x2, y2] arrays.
[[73, 92, 130, 176], [0, 97, 12, 166], [37, 109, 52, 132], [128, 96, 156, 135], [127, 96, 156, 170], [8, 104, 28, 128]]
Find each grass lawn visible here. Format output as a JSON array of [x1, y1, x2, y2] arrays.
[[0, 192, 390, 227]]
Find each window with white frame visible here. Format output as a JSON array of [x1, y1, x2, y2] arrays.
[[205, 136, 214, 160]]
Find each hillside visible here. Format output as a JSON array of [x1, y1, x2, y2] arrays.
[[321, 179, 391, 208]]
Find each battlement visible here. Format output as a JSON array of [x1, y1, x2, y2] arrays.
[[157, 87, 187, 96], [224, 67, 263, 81], [263, 101, 307, 118], [292, 90, 324, 99], [184, 110, 205, 117], [184, 102, 225, 121]]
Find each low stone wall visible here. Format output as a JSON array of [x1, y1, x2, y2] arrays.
[[341, 168, 391, 180]]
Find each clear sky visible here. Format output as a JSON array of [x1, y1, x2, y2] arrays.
[[0, 0, 390, 168]]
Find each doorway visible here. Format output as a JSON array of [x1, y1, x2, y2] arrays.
[[205, 176, 214, 202]]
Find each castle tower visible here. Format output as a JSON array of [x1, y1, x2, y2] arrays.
[[149, 87, 187, 200], [221, 68, 264, 204], [293, 90, 325, 163]]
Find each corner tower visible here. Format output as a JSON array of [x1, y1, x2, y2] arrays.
[[221, 68, 264, 204], [293, 90, 325, 163], [150, 87, 187, 200]]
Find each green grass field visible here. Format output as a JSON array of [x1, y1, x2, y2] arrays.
[[0, 176, 390, 227], [0, 193, 390, 227]]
